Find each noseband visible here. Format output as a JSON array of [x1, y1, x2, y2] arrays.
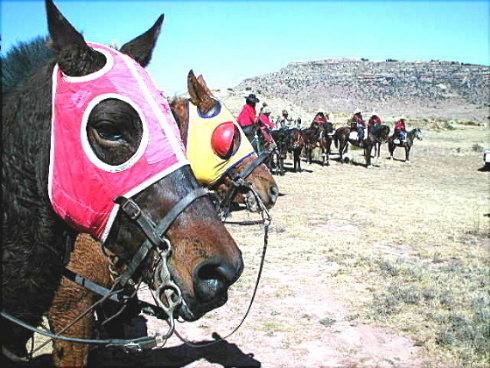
[[213, 151, 271, 219], [1, 187, 209, 354], [113, 186, 209, 336]]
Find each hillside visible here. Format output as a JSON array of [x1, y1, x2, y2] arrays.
[[232, 58, 490, 125]]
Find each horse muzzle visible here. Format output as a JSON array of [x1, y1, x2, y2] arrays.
[[174, 255, 243, 321]]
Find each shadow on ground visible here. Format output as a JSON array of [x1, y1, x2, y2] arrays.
[[11, 334, 260, 368]]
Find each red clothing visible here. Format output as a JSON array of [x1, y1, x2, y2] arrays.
[[394, 120, 406, 133], [313, 114, 327, 123], [259, 114, 274, 129], [351, 113, 365, 129], [368, 115, 381, 127], [237, 104, 256, 127]]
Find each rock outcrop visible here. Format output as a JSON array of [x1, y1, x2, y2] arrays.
[[235, 58, 490, 124]]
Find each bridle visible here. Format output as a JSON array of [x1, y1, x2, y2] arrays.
[[3, 110, 274, 360], [1, 186, 209, 354], [212, 151, 271, 219], [2, 157, 273, 358]]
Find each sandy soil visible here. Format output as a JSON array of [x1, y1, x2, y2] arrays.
[[93, 124, 488, 368], [31, 124, 489, 368]]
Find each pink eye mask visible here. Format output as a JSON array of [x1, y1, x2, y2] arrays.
[[48, 43, 189, 242]]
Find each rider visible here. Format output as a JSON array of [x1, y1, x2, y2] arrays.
[[394, 115, 407, 142], [350, 109, 365, 143], [237, 93, 259, 136], [313, 110, 328, 124], [259, 107, 275, 129], [258, 107, 276, 147], [276, 109, 293, 129], [368, 112, 382, 134]]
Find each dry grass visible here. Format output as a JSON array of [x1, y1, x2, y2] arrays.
[[202, 122, 489, 367], [30, 123, 489, 367]]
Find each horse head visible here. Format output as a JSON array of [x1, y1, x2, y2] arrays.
[[413, 128, 423, 140], [2, 2, 243, 356], [170, 70, 279, 214]]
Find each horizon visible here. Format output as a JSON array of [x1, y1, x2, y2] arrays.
[[2, 0, 489, 95]]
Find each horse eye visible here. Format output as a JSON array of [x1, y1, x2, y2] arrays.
[[94, 121, 124, 142], [211, 122, 241, 159]]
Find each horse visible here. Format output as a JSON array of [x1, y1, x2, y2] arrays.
[[270, 128, 290, 175], [387, 128, 423, 164], [301, 122, 334, 166], [333, 124, 390, 168], [2, 0, 243, 363], [170, 71, 278, 212], [288, 128, 305, 172], [45, 70, 279, 368], [370, 124, 391, 158]]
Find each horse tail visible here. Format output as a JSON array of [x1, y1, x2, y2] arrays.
[[333, 132, 338, 148]]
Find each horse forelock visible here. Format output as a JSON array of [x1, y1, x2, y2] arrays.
[[2, 36, 54, 96]]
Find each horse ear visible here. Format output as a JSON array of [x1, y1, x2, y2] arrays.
[[187, 70, 216, 115], [120, 15, 164, 67], [45, 0, 104, 76], [197, 74, 213, 95]]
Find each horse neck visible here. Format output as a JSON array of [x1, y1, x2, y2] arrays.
[[407, 129, 417, 143], [169, 97, 189, 145], [3, 61, 55, 211]]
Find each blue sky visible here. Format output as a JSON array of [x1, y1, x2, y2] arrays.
[[2, 0, 489, 95]]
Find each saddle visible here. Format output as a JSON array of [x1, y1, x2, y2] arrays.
[[348, 131, 358, 140]]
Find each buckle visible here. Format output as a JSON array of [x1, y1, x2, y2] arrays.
[[115, 196, 141, 220]]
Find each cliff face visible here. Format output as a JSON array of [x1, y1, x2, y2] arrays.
[[236, 58, 490, 124]]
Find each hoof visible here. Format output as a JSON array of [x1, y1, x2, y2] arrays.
[[367, 165, 374, 169]]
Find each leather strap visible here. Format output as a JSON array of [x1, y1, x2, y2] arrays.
[[114, 187, 209, 288]]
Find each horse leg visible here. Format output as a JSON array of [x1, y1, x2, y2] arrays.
[[295, 149, 302, 172], [48, 277, 97, 368], [48, 235, 117, 368], [338, 140, 344, 163], [389, 143, 395, 160], [365, 145, 373, 168], [405, 146, 411, 164]]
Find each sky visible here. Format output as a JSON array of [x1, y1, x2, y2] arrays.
[[1, 0, 489, 95]]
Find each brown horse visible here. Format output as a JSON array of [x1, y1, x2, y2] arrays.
[[170, 71, 278, 213], [288, 128, 305, 172], [388, 128, 423, 164], [47, 71, 277, 368], [334, 124, 390, 167], [270, 128, 289, 175], [301, 122, 334, 166], [370, 124, 391, 158], [2, 1, 243, 364]]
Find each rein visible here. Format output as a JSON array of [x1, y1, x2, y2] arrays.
[[214, 151, 270, 220], [174, 183, 271, 348], [3, 155, 273, 357], [1, 187, 209, 354]]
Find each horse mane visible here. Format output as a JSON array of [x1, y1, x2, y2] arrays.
[[1, 36, 54, 95], [168, 96, 189, 143]]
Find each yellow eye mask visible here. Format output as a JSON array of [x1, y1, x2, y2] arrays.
[[186, 99, 255, 186]]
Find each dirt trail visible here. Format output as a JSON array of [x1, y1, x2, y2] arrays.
[[33, 124, 489, 368]]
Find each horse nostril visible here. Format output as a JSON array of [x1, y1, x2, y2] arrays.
[[194, 258, 243, 303], [269, 184, 279, 204]]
